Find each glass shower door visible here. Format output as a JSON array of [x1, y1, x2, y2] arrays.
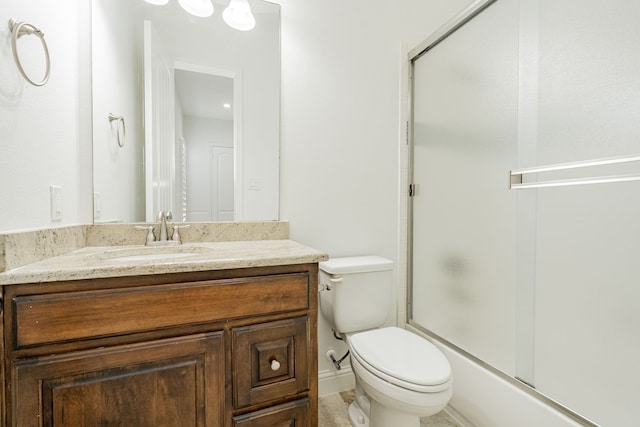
[[410, 0, 520, 376], [410, 0, 640, 425], [528, 1, 640, 424]]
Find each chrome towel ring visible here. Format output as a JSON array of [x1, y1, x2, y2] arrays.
[[8, 19, 51, 87], [108, 113, 126, 147]]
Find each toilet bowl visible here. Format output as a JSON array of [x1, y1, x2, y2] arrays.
[[319, 256, 453, 427], [347, 327, 452, 426]]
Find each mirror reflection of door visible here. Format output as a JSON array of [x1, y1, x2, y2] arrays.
[[143, 20, 175, 222], [174, 69, 234, 222], [209, 146, 234, 221]]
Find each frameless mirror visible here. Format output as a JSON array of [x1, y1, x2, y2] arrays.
[[91, 0, 280, 223]]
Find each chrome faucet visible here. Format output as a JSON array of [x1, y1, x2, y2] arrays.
[[134, 210, 189, 246], [157, 210, 172, 242]]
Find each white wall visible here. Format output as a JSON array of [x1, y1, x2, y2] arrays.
[[0, 0, 92, 232], [274, 0, 473, 383]]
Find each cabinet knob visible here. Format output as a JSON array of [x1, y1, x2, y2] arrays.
[[270, 359, 281, 371]]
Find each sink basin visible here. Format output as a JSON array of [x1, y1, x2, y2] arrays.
[[109, 252, 197, 262], [98, 245, 214, 263]]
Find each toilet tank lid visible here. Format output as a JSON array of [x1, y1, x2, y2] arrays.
[[319, 256, 393, 274]]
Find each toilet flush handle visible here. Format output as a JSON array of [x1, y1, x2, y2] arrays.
[[319, 276, 343, 291], [326, 277, 342, 291]]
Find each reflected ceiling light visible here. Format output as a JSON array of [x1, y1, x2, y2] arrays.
[[144, 0, 169, 5], [178, 0, 214, 17], [223, 103, 232, 109], [223, 0, 256, 31]]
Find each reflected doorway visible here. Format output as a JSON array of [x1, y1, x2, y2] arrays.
[[174, 69, 235, 221]]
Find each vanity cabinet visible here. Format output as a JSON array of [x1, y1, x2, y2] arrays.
[[1, 263, 319, 427], [13, 333, 225, 426]]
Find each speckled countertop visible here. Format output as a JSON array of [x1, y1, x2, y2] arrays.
[[0, 240, 328, 285], [0, 222, 328, 285]]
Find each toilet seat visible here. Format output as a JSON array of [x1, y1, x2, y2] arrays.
[[348, 327, 452, 393]]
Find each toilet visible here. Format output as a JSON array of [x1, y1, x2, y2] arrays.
[[319, 256, 453, 427]]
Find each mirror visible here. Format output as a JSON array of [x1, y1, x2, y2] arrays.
[[91, 0, 280, 224]]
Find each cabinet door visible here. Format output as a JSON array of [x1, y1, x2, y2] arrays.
[[11, 333, 224, 427], [232, 317, 309, 409], [232, 398, 309, 427]]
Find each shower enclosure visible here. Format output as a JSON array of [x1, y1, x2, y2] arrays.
[[409, 0, 640, 426]]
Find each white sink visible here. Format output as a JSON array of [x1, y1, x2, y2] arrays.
[[98, 245, 213, 262], [109, 252, 197, 262]]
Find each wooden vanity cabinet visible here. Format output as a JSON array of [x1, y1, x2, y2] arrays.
[[13, 333, 225, 427], [1, 263, 319, 427]]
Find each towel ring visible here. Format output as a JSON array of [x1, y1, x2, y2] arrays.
[[108, 113, 126, 147], [8, 19, 51, 87]]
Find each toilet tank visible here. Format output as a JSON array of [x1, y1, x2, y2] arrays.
[[319, 256, 393, 334]]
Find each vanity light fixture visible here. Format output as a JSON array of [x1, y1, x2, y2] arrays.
[[143, 0, 213, 17], [223, 0, 256, 31], [143, 0, 255, 30], [223, 103, 232, 108], [178, 0, 214, 17]]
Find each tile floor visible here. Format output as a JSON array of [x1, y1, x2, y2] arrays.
[[318, 390, 462, 427]]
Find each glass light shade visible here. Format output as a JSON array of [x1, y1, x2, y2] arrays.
[[223, 0, 256, 31], [144, 0, 169, 4], [178, 0, 214, 17]]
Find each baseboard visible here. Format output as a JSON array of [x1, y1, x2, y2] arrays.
[[318, 367, 355, 397], [443, 404, 475, 427]]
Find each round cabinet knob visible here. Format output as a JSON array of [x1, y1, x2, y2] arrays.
[[270, 359, 281, 371]]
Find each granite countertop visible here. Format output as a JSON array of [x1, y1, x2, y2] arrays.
[[0, 240, 329, 285]]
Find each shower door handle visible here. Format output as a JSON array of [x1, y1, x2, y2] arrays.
[[510, 154, 640, 190]]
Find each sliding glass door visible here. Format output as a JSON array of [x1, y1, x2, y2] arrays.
[[411, 0, 519, 375], [410, 1, 640, 425]]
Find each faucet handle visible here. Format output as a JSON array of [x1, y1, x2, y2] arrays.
[[171, 224, 190, 243], [134, 225, 155, 244]]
